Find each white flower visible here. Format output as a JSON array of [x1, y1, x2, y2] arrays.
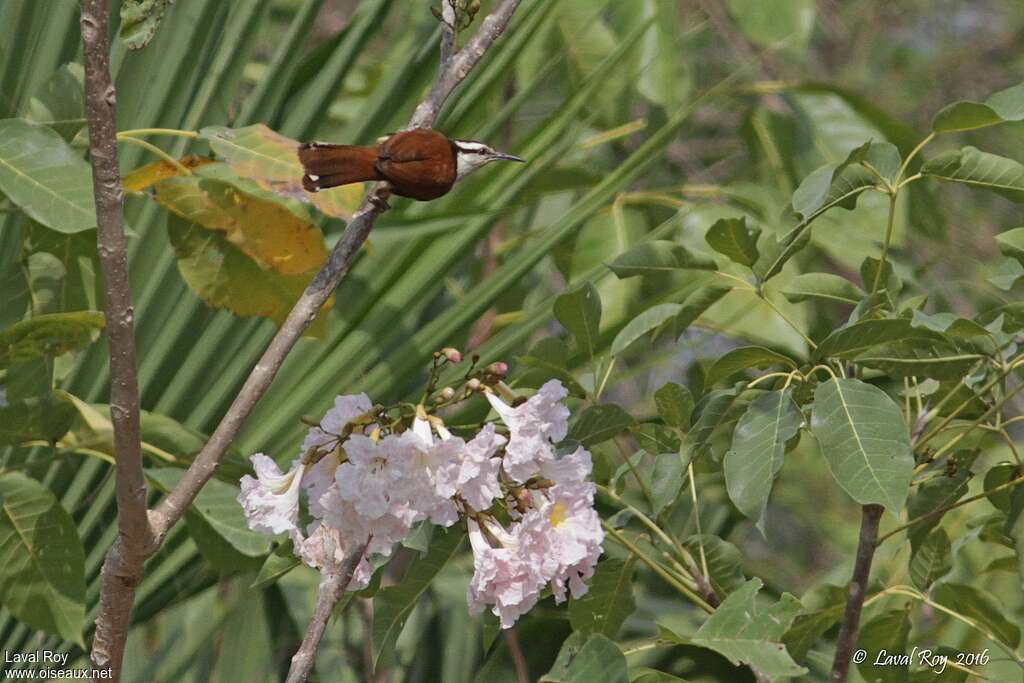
[[238, 454, 305, 535], [300, 393, 373, 456], [455, 424, 506, 511], [407, 418, 463, 499], [486, 380, 570, 482]]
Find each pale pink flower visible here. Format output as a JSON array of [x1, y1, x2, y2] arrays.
[[300, 393, 373, 456], [466, 519, 546, 629], [335, 433, 411, 519], [522, 490, 604, 603], [290, 522, 373, 588], [455, 424, 506, 511], [238, 454, 304, 535], [486, 380, 570, 482]]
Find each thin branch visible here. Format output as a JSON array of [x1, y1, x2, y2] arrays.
[[505, 628, 529, 683], [80, 1, 153, 679], [830, 504, 883, 683], [90, 0, 525, 677], [285, 542, 369, 683], [408, 0, 522, 130]]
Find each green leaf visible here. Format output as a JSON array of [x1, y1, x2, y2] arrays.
[[24, 63, 86, 141], [984, 463, 1019, 513], [856, 610, 910, 683], [725, 0, 815, 52], [542, 633, 628, 683], [855, 342, 983, 380], [782, 273, 865, 305], [146, 468, 272, 558], [166, 216, 331, 338], [671, 283, 732, 338], [931, 583, 1020, 649], [629, 668, 690, 683], [0, 119, 97, 233], [705, 216, 760, 267], [706, 346, 797, 387], [0, 472, 85, 645], [724, 389, 803, 533], [611, 303, 681, 356], [120, 0, 176, 50], [372, 527, 464, 670], [554, 282, 602, 359], [0, 310, 105, 368], [607, 241, 716, 278], [650, 452, 686, 517], [569, 403, 637, 447], [996, 227, 1024, 266], [922, 146, 1024, 203], [631, 423, 681, 456], [932, 82, 1024, 132], [791, 141, 879, 220], [251, 540, 301, 590], [815, 319, 943, 359], [682, 535, 746, 599], [684, 578, 806, 680], [569, 557, 636, 638], [654, 382, 694, 430], [906, 462, 972, 549], [0, 390, 76, 445], [782, 585, 847, 664], [810, 379, 913, 512], [909, 528, 951, 589], [682, 385, 754, 461]]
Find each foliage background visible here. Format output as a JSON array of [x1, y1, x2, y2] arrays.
[[1, 0, 1023, 681]]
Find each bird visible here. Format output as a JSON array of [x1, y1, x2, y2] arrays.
[[298, 128, 524, 203]]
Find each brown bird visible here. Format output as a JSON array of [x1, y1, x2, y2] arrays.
[[298, 128, 524, 202]]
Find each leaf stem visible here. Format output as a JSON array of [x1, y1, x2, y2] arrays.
[[758, 289, 817, 350], [601, 521, 714, 614], [894, 132, 935, 185], [871, 192, 898, 294], [877, 472, 1024, 545], [117, 127, 199, 139], [116, 134, 192, 175]]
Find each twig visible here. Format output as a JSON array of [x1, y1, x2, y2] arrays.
[[830, 504, 884, 683], [80, 1, 154, 679], [505, 628, 530, 683], [284, 542, 369, 683], [408, 0, 522, 130], [89, 0, 525, 677]]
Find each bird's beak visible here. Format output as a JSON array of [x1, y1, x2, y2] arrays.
[[491, 152, 525, 163]]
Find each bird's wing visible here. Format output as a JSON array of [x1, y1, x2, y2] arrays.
[[377, 129, 457, 191]]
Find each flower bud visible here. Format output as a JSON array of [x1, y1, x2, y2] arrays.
[[440, 386, 456, 400], [467, 378, 482, 391], [487, 361, 508, 376], [441, 347, 462, 363]]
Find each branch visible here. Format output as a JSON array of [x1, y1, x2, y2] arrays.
[[830, 504, 884, 683], [90, 0, 524, 676], [408, 0, 522, 130], [284, 543, 369, 683], [80, 0, 153, 679]]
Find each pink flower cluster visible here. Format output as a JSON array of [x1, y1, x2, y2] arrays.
[[237, 380, 603, 628]]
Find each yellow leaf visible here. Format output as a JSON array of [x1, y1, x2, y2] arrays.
[[201, 124, 362, 219], [167, 217, 332, 338], [122, 155, 214, 192], [154, 170, 328, 276]]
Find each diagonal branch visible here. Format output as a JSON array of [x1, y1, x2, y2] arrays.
[[80, 0, 154, 677], [89, 0, 523, 678], [284, 542, 369, 683]]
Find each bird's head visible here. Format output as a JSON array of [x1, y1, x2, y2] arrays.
[[452, 140, 525, 179]]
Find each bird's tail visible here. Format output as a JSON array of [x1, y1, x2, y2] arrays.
[[298, 143, 383, 192]]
